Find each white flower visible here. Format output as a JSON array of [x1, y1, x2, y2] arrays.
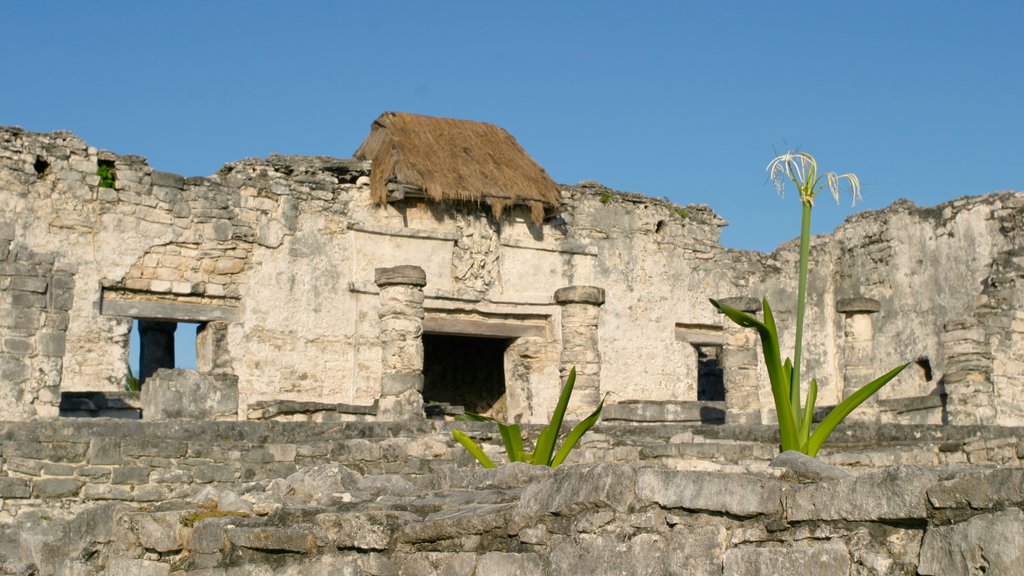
[[766, 151, 861, 206]]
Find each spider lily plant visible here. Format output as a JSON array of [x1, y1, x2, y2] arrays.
[[711, 151, 907, 457], [452, 367, 604, 468]]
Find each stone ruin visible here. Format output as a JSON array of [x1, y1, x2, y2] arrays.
[[1, 113, 1024, 574]]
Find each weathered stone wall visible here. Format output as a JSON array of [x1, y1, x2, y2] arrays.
[[2, 420, 1023, 575], [3, 125, 1024, 426], [0, 240, 74, 420]]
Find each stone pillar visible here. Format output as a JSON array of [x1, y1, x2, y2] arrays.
[[555, 286, 605, 415], [837, 297, 881, 421], [941, 318, 994, 425], [375, 265, 427, 420], [139, 320, 176, 384], [716, 296, 762, 424], [196, 322, 231, 374]]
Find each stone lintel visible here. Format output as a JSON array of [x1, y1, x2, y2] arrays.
[[674, 323, 725, 346], [423, 316, 548, 339], [554, 286, 605, 306], [374, 265, 426, 287], [836, 297, 880, 315], [101, 296, 240, 323], [715, 297, 761, 313]]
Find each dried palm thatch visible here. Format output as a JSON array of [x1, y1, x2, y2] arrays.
[[354, 112, 560, 224]]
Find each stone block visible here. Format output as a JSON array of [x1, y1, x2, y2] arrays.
[[785, 465, 936, 521], [723, 542, 851, 576], [151, 170, 185, 188], [140, 369, 238, 421], [0, 220, 13, 240], [0, 477, 31, 498], [126, 511, 186, 552], [770, 450, 853, 482], [134, 484, 171, 502], [121, 437, 189, 458], [476, 552, 546, 576], [554, 285, 606, 305], [193, 464, 238, 483], [111, 466, 151, 485], [514, 463, 634, 529], [88, 437, 122, 465], [2, 337, 34, 355], [375, 265, 427, 287], [38, 332, 65, 357], [226, 526, 316, 553], [918, 509, 1024, 575], [76, 466, 112, 481], [82, 484, 134, 500], [5, 440, 88, 463], [381, 372, 423, 396], [0, 307, 40, 330], [636, 468, 785, 517], [105, 558, 171, 576], [9, 276, 47, 293], [8, 290, 46, 308], [399, 503, 511, 544], [32, 478, 84, 498], [40, 463, 75, 476], [928, 467, 1024, 509], [316, 511, 417, 551]]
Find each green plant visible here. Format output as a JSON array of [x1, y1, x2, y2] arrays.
[[179, 502, 251, 527], [97, 161, 116, 188], [599, 191, 612, 204], [675, 208, 688, 219], [710, 151, 907, 457], [124, 360, 140, 392], [452, 367, 604, 468]]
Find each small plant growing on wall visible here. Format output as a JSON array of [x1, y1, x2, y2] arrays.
[[711, 152, 907, 457], [452, 367, 604, 468], [97, 160, 116, 188]]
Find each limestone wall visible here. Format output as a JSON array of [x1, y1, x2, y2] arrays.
[[2, 125, 1024, 426], [2, 420, 1023, 575]]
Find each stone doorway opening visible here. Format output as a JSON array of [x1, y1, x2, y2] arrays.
[[694, 344, 725, 401], [422, 333, 513, 420]]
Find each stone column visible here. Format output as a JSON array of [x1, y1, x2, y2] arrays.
[[555, 286, 605, 416], [941, 318, 994, 425], [716, 296, 762, 424], [139, 320, 176, 385], [375, 265, 427, 420], [837, 297, 881, 421]]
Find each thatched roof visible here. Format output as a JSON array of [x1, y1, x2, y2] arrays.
[[354, 112, 560, 223]]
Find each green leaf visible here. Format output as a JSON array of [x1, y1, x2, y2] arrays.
[[497, 422, 526, 462], [451, 430, 495, 468], [799, 378, 817, 450], [454, 411, 494, 423], [533, 367, 576, 466], [710, 298, 800, 451], [550, 396, 604, 467], [805, 363, 909, 457]]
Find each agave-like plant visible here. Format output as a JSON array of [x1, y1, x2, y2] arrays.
[[452, 367, 604, 468], [711, 151, 907, 457]]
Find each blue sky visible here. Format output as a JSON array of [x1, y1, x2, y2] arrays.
[[3, 2, 1022, 369]]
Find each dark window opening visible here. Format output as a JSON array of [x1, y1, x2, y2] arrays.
[[128, 319, 200, 387], [916, 357, 933, 382], [34, 156, 49, 175], [655, 220, 666, 233], [694, 344, 724, 401], [422, 333, 511, 420]]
